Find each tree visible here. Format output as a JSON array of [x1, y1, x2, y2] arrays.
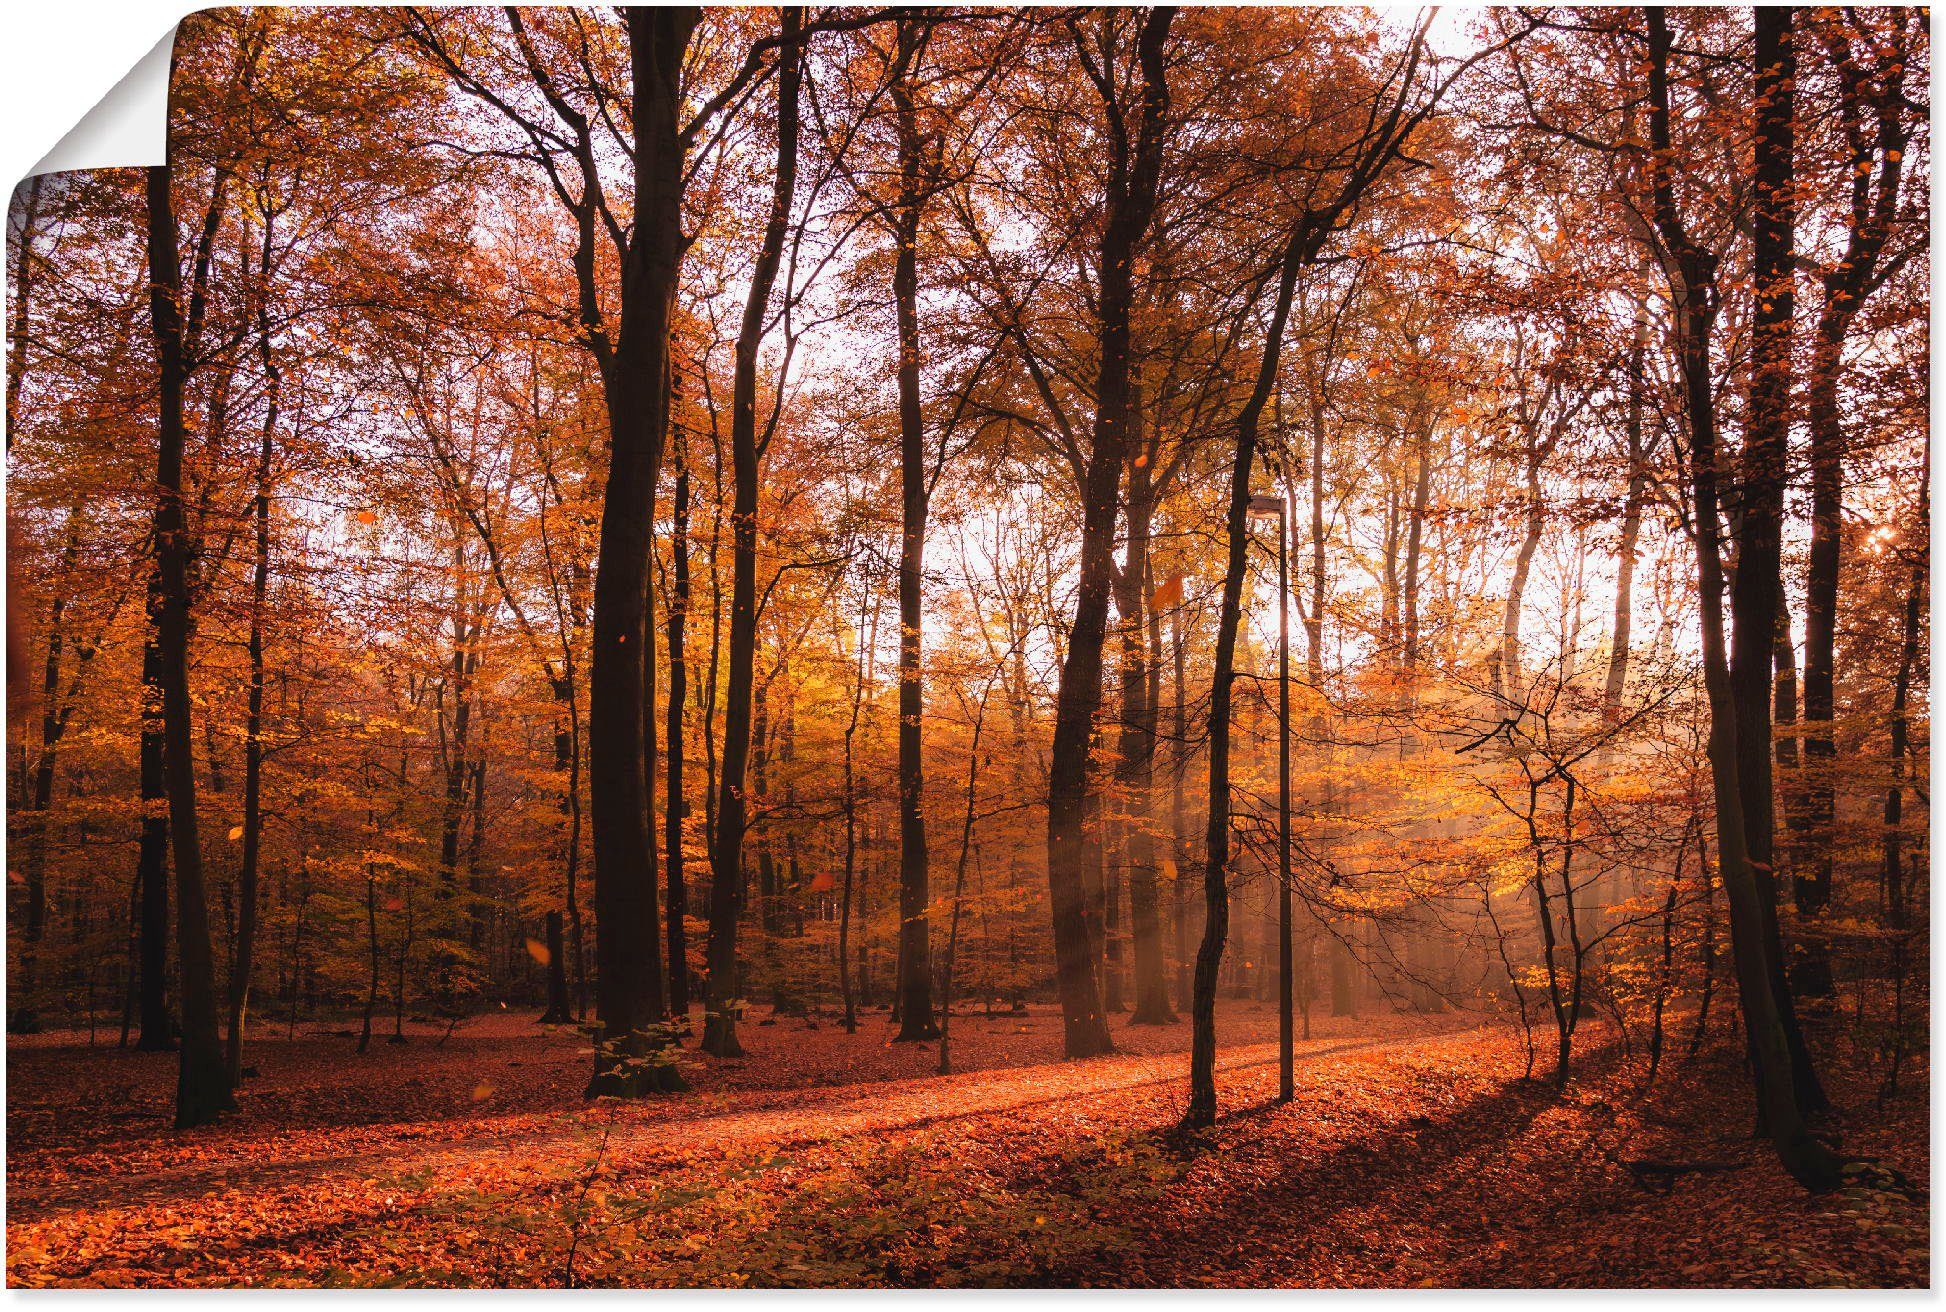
[[1042, 6, 1175, 1061], [704, 7, 805, 1059], [1640, 5, 1837, 1191], [144, 162, 234, 1129]]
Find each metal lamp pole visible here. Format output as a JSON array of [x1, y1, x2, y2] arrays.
[[1247, 492, 1292, 1102]]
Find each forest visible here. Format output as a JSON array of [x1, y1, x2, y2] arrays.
[[3, 3, 1932, 1289]]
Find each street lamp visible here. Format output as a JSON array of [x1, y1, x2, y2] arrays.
[[1246, 491, 1293, 1103]]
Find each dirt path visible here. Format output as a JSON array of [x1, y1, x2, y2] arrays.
[[10, 1028, 1472, 1221]]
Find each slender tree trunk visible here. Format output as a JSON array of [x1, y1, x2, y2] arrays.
[[1045, 8, 1173, 1060], [1187, 236, 1302, 1127], [1402, 419, 1431, 675], [227, 248, 278, 1086], [1604, 299, 1647, 715], [838, 601, 876, 1034], [1498, 444, 1544, 698], [1116, 402, 1175, 1025], [359, 869, 379, 1053], [665, 459, 692, 1020], [136, 617, 173, 1050], [1774, 594, 1799, 769], [9, 511, 81, 1034], [1170, 602, 1192, 1011], [888, 16, 940, 1042], [1644, 7, 1835, 1189], [704, 8, 801, 1059], [1881, 437, 1925, 928], [1798, 17, 1910, 934]]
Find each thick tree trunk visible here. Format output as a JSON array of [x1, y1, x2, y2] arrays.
[[145, 163, 232, 1129], [1735, 8, 1826, 1114], [703, 8, 801, 1059], [584, 7, 697, 1096]]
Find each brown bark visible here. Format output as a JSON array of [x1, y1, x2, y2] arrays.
[[1798, 12, 1914, 926], [1187, 239, 1302, 1125], [226, 214, 278, 1085], [891, 15, 938, 1041], [665, 456, 692, 1019], [704, 8, 802, 1059], [1044, 8, 1174, 1060], [1114, 403, 1175, 1025], [584, 7, 696, 1095], [1644, 6, 1835, 1189], [146, 163, 233, 1129]]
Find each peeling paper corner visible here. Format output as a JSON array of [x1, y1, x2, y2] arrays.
[[28, 27, 178, 181]]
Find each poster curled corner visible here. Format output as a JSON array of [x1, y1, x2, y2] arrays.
[[28, 27, 178, 181]]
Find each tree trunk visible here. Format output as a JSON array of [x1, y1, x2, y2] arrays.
[[584, 6, 697, 1096], [1045, 8, 1173, 1060], [703, 7, 801, 1059], [889, 16, 940, 1042], [1402, 419, 1431, 675], [1735, 7, 1826, 1113], [1187, 237, 1302, 1127], [1881, 436, 1925, 928], [145, 163, 233, 1129], [665, 458, 692, 1020], [9, 511, 81, 1034], [1604, 296, 1647, 715], [1644, 6, 1835, 1189], [1798, 13, 1911, 930], [1115, 401, 1176, 1025], [136, 616, 173, 1050], [1498, 443, 1544, 698], [227, 246, 277, 1086]]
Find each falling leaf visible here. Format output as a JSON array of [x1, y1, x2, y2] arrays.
[[228, 825, 245, 842], [354, 509, 377, 525], [525, 937, 551, 967]]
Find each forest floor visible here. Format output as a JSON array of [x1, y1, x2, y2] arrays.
[[4, 1001, 1929, 1288]]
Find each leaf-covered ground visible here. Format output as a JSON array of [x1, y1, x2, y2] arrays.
[[6, 1005, 1928, 1287]]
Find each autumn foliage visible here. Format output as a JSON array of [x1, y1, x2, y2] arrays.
[[4, 4, 1930, 1288]]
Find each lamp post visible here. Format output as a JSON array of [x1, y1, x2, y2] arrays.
[[1246, 491, 1293, 1103]]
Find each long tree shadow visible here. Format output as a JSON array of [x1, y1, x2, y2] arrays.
[[1113, 1041, 1633, 1286]]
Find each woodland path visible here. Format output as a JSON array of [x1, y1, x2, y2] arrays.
[[8, 1024, 1469, 1220]]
